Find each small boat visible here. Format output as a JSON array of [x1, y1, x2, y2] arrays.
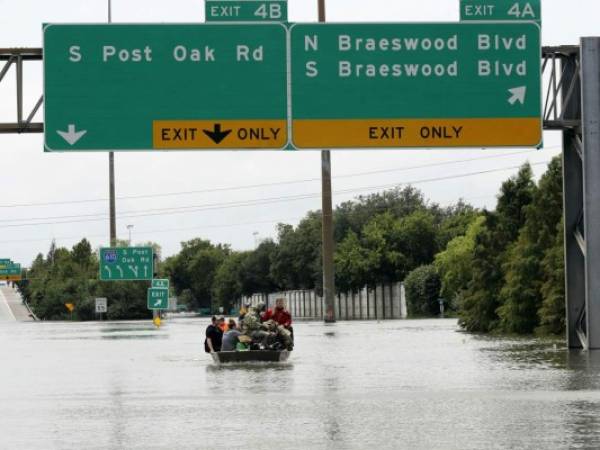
[[211, 350, 291, 364]]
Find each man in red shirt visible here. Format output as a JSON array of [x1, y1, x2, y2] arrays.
[[261, 298, 293, 350], [262, 298, 292, 328]]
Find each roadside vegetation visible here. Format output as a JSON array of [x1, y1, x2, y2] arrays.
[[18, 157, 565, 335]]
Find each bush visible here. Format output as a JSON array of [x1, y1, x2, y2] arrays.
[[404, 265, 441, 317]]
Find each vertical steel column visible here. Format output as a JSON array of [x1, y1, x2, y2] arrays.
[[318, 0, 336, 323], [562, 51, 585, 348], [581, 38, 600, 349], [16, 55, 23, 128]]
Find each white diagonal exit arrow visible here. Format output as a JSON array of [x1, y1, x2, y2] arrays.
[[56, 124, 87, 145], [154, 299, 162, 307], [508, 86, 527, 105]]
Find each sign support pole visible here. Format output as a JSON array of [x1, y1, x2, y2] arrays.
[[109, 152, 116, 246], [318, 0, 335, 323], [108, 0, 117, 247]]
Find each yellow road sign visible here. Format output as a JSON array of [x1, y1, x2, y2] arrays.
[[292, 118, 542, 148], [152, 120, 287, 149], [65, 303, 75, 312], [0, 275, 22, 281]]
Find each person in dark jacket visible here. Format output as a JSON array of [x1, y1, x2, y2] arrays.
[[204, 316, 224, 353]]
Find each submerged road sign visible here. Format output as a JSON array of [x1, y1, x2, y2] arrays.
[[43, 23, 288, 151], [205, 0, 287, 22], [99, 247, 153, 281], [460, 1, 541, 25], [290, 22, 542, 148], [147, 288, 169, 310]]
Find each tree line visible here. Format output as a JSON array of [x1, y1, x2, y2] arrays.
[[17, 157, 565, 336], [162, 185, 479, 314], [18, 239, 160, 320]]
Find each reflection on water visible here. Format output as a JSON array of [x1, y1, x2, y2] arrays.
[[205, 362, 295, 373], [1, 318, 600, 450]]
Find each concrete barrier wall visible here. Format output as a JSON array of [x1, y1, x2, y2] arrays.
[[239, 282, 407, 321]]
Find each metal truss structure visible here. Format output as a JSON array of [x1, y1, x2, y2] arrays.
[[0, 48, 43, 133]]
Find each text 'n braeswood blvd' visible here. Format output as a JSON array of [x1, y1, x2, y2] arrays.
[[43, 22, 541, 151]]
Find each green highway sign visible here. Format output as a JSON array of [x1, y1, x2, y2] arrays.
[[0, 263, 21, 281], [99, 247, 153, 281], [43, 23, 288, 151], [290, 22, 542, 148], [206, 0, 287, 22], [460, 1, 541, 25], [152, 279, 170, 289], [147, 288, 169, 310]]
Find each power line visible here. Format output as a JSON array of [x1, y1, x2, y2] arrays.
[[0, 163, 550, 247], [0, 160, 553, 229], [0, 148, 555, 209]]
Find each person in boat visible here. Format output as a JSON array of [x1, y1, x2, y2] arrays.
[[262, 298, 293, 328], [204, 316, 224, 353], [217, 316, 229, 332], [241, 304, 275, 348], [260, 300, 294, 351], [238, 301, 251, 323], [221, 319, 243, 352]]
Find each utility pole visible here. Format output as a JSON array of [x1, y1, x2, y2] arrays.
[[127, 224, 134, 246], [319, 0, 336, 323], [108, 0, 117, 247]]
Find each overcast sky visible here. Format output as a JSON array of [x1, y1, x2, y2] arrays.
[[0, 0, 594, 266]]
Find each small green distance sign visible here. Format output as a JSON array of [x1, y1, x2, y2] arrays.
[[147, 288, 169, 310], [460, 0, 541, 25], [152, 279, 170, 289], [205, 0, 287, 22], [99, 247, 153, 281]]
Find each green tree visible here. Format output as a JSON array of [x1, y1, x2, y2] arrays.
[[436, 200, 479, 250], [435, 215, 484, 308], [458, 163, 536, 332], [164, 238, 229, 311], [497, 158, 563, 334], [270, 212, 322, 290], [334, 186, 427, 241], [241, 240, 278, 297], [404, 265, 441, 316], [537, 222, 566, 335], [335, 231, 370, 293], [213, 252, 248, 313]]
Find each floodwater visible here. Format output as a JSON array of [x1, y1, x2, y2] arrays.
[[1, 318, 600, 450]]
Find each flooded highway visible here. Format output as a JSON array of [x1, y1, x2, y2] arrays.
[[1, 318, 600, 450]]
